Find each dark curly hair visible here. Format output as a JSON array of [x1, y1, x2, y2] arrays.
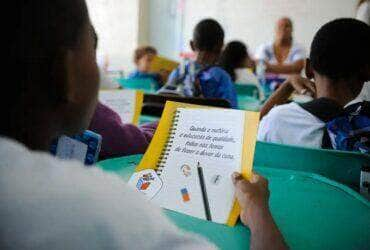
[[134, 46, 157, 64], [218, 41, 249, 82], [2, 0, 89, 135], [310, 18, 370, 81], [193, 19, 224, 52]]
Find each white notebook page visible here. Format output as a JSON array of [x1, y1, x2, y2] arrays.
[[99, 90, 137, 123], [152, 108, 246, 224]]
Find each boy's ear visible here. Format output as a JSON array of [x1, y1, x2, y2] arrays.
[[190, 41, 195, 51], [305, 58, 314, 79]]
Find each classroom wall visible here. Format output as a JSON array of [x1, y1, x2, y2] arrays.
[[147, 0, 185, 60], [86, 0, 359, 71], [148, 0, 358, 59], [86, 0, 140, 72], [138, 0, 150, 46]]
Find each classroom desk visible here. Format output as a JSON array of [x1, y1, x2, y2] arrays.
[[98, 155, 370, 250], [138, 97, 261, 123]]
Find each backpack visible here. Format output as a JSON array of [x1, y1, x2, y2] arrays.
[[300, 98, 370, 154], [159, 61, 215, 97]]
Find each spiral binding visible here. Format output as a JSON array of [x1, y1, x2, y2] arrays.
[[156, 110, 181, 176]]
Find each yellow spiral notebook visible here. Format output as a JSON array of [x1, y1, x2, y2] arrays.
[[99, 89, 143, 125], [129, 101, 259, 226]]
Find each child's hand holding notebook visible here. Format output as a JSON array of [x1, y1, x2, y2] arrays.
[[128, 101, 259, 226]]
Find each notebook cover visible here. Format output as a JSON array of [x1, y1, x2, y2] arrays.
[[150, 56, 179, 73], [135, 101, 259, 226], [133, 90, 144, 125]]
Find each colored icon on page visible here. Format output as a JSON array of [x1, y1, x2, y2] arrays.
[[180, 164, 192, 177], [128, 169, 163, 200], [136, 173, 155, 191], [136, 178, 150, 190], [181, 188, 190, 202]]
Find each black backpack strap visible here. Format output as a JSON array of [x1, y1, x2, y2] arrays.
[[344, 101, 370, 115], [299, 98, 344, 122], [321, 128, 334, 149], [299, 98, 344, 149]]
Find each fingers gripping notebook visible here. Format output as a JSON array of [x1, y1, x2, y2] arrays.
[[129, 101, 259, 226]]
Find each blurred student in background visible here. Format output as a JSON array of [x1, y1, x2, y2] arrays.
[[219, 41, 258, 84], [219, 41, 264, 99], [255, 17, 305, 79], [258, 19, 370, 153], [159, 19, 238, 108], [83, 34, 156, 159], [128, 46, 165, 89], [89, 34, 157, 159]]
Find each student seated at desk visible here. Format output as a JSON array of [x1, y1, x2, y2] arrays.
[[258, 19, 370, 153], [89, 102, 156, 159], [158, 19, 238, 108], [218, 41, 264, 99], [0, 1, 287, 249], [127, 46, 163, 88], [89, 35, 156, 159]]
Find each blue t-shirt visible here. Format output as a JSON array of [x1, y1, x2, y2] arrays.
[[159, 61, 238, 108], [127, 70, 161, 83]]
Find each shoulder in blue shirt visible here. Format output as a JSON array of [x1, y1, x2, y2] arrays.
[[199, 66, 238, 108], [159, 63, 238, 108]]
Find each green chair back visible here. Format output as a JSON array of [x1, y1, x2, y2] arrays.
[[254, 141, 370, 188]]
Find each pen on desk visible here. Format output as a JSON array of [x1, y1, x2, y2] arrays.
[[197, 162, 212, 221]]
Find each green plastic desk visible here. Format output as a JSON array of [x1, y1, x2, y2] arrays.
[[116, 78, 157, 93], [98, 155, 370, 250], [254, 141, 370, 188]]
